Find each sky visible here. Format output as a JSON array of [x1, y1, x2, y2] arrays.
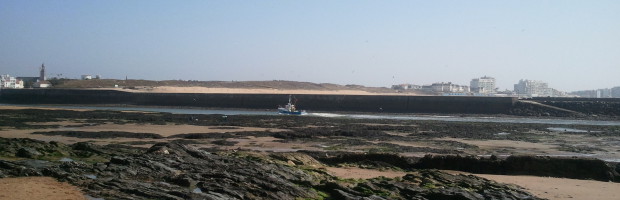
[[1, 0, 619, 91]]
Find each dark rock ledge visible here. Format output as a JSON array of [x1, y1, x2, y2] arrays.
[[0, 138, 540, 200]]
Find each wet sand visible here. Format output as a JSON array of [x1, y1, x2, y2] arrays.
[[0, 120, 287, 146], [325, 167, 620, 200], [325, 167, 407, 179], [0, 105, 94, 111], [473, 174, 620, 200], [0, 177, 86, 200], [25, 122, 287, 137]]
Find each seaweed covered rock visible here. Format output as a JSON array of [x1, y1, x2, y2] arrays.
[[415, 154, 620, 182], [16, 147, 42, 158], [0, 138, 76, 161], [0, 139, 545, 200], [325, 170, 541, 200], [0, 140, 323, 199]]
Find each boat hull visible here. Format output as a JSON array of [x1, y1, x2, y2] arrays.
[[278, 110, 306, 115], [277, 95, 306, 115]]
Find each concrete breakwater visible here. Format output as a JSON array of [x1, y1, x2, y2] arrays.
[[0, 89, 517, 114], [531, 97, 620, 116]]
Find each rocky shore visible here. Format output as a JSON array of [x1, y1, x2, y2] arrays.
[[306, 152, 620, 182], [1, 106, 620, 199], [0, 138, 541, 200]]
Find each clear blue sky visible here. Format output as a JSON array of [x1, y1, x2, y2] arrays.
[[1, 0, 619, 91]]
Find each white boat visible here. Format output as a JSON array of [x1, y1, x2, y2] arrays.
[[278, 95, 307, 115]]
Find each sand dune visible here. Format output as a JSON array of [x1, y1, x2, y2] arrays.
[[112, 86, 419, 95]]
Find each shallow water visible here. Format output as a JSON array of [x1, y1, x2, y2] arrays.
[[192, 188, 203, 194], [22, 160, 51, 169], [339, 114, 620, 126], [547, 127, 600, 133], [84, 174, 97, 179], [2, 103, 620, 126], [84, 195, 105, 200]]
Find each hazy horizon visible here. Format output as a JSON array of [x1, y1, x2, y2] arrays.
[[1, 1, 619, 92]]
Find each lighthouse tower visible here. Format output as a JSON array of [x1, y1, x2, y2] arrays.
[[39, 63, 46, 81]]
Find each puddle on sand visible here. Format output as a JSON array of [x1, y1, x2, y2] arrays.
[[84, 174, 97, 179], [547, 127, 600, 133], [22, 160, 51, 169], [193, 187, 203, 193], [85, 195, 104, 200], [59, 157, 74, 162]]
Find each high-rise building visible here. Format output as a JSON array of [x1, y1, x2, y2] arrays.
[[470, 76, 496, 94], [612, 87, 620, 98], [514, 79, 552, 97], [570, 90, 597, 98], [598, 88, 612, 98]]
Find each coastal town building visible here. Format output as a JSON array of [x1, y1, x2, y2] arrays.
[[13, 63, 52, 88], [570, 88, 614, 98], [391, 83, 421, 90], [427, 82, 469, 93], [33, 63, 51, 88], [570, 90, 593, 98], [612, 87, 620, 98], [1, 74, 16, 88], [470, 76, 496, 94], [394, 82, 470, 95], [495, 90, 516, 97], [1, 74, 24, 89], [598, 89, 612, 98], [16, 79, 24, 88], [39, 63, 46, 81], [16, 77, 38, 88], [514, 79, 552, 98], [550, 88, 567, 97], [81, 74, 102, 80], [33, 81, 51, 88]]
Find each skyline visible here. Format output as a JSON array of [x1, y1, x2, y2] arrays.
[[1, 1, 619, 91]]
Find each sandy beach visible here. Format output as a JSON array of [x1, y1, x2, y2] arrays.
[[325, 167, 620, 200], [0, 177, 85, 200], [114, 86, 417, 95], [474, 174, 620, 200]]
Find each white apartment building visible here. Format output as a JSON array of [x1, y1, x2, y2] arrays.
[[429, 82, 470, 93], [470, 76, 496, 94], [514, 79, 552, 97], [597, 88, 612, 98], [612, 87, 620, 98], [1, 74, 24, 89]]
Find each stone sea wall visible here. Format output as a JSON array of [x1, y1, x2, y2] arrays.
[[0, 89, 517, 114], [532, 97, 620, 116]]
